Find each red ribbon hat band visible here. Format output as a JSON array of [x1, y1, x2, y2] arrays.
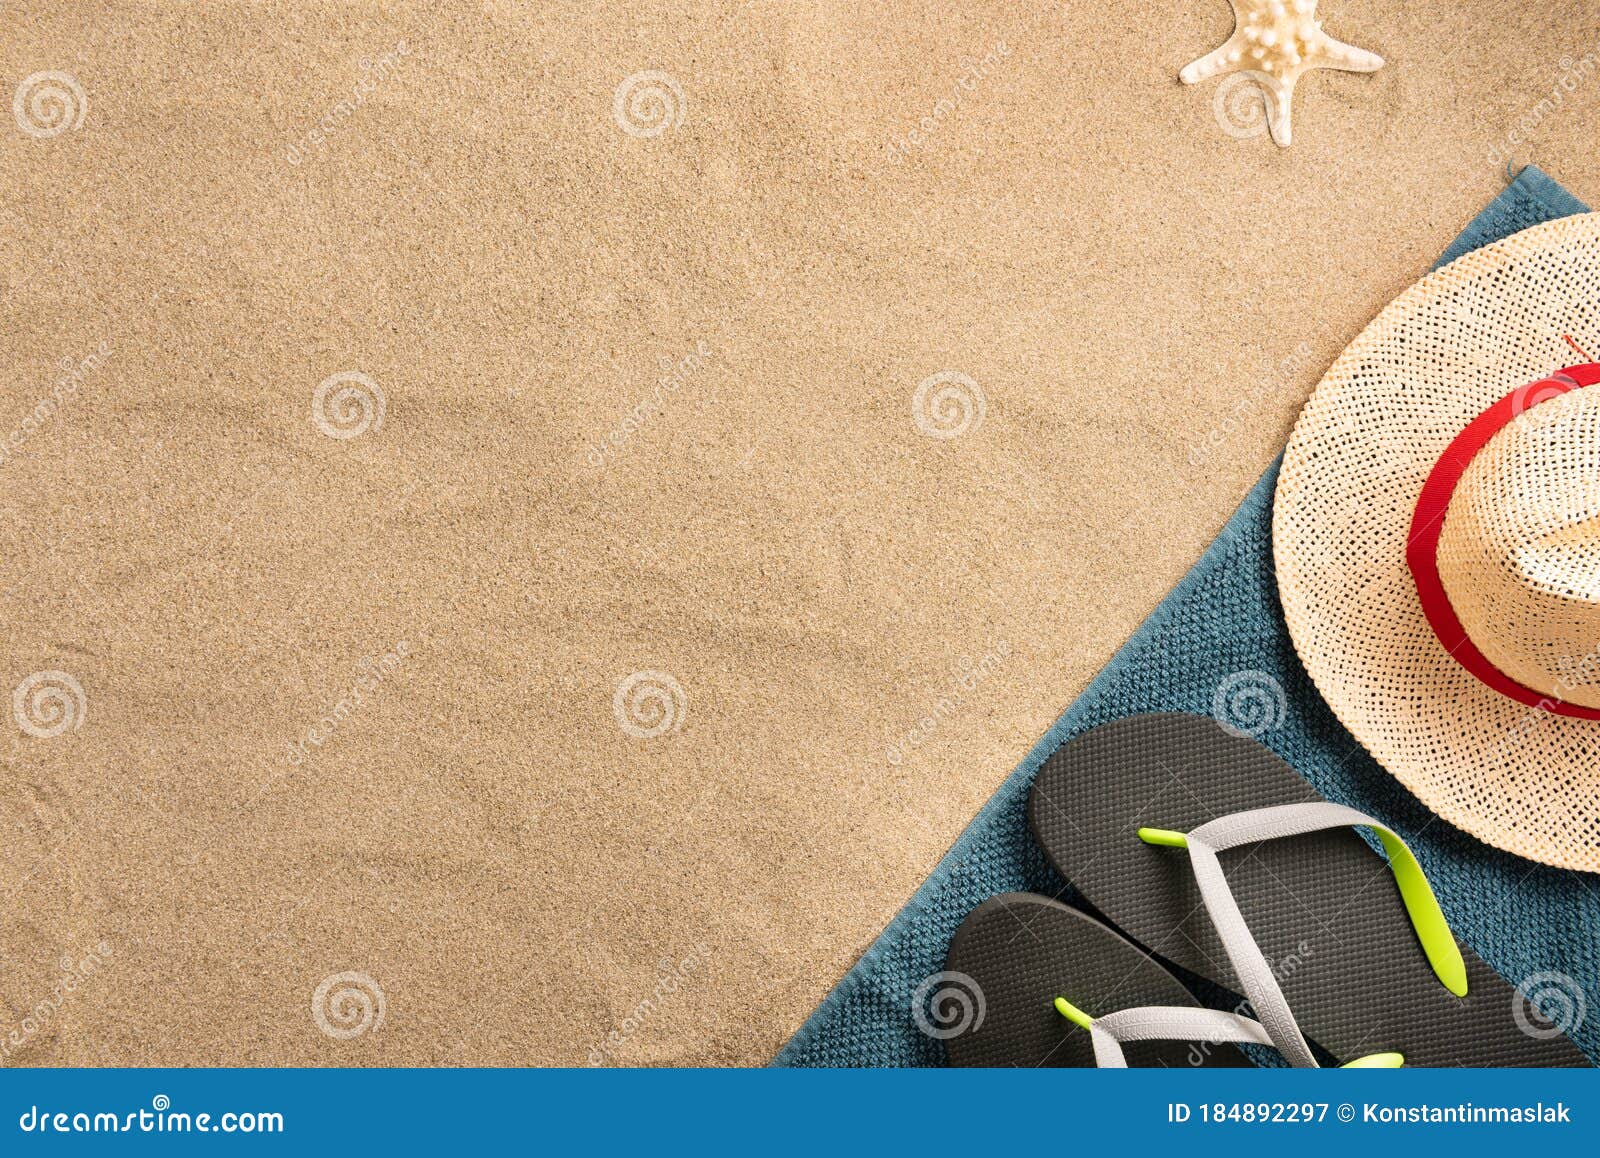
[[1406, 360, 1600, 719]]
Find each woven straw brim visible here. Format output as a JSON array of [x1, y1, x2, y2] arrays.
[[1274, 212, 1600, 872]]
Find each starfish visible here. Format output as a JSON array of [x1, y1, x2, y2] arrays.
[[1180, 0, 1383, 146]]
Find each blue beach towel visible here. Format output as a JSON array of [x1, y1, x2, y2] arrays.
[[774, 166, 1596, 1067]]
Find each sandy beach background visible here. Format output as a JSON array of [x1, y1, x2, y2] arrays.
[[3, 0, 1599, 1064]]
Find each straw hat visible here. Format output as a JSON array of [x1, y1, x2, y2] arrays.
[[1274, 212, 1600, 871]]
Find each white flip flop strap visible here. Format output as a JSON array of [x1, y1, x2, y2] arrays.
[[1088, 1005, 1274, 1068], [1183, 801, 1409, 1069]]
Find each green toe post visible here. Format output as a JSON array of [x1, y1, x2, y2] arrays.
[[1052, 996, 1094, 1030], [1136, 827, 1189, 848]]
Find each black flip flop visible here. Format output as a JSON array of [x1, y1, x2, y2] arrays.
[[1028, 713, 1589, 1067], [943, 892, 1259, 1068]]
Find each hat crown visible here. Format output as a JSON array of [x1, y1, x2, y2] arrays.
[[1436, 385, 1600, 706]]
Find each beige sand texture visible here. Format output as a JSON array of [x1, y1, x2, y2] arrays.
[[2, 0, 1598, 1065]]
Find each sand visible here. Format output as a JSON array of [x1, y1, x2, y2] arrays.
[[2, 0, 1598, 1064]]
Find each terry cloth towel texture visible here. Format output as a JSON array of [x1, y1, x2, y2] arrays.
[[773, 165, 1597, 1068]]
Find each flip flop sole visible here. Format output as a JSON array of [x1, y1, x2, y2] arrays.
[[943, 892, 1253, 1067], [1028, 713, 1588, 1067]]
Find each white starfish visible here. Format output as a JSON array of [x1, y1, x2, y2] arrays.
[[1181, 0, 1383, 146]]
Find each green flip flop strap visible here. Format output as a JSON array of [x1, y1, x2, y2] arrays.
[[1136, 802, 1465, 1068]]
